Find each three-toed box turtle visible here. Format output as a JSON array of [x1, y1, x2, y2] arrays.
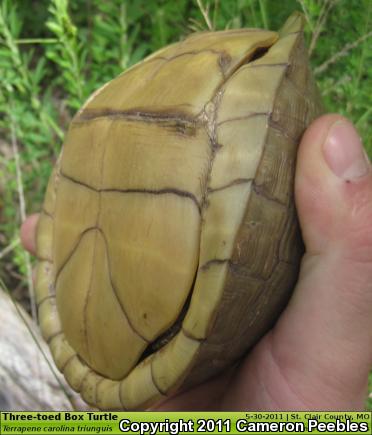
[[35, 12, 323, 410]]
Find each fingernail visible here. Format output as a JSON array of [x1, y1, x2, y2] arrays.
[[323, 120, 370, 180]]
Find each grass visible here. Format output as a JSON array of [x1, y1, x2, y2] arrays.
[[0, 0, 371, 409]]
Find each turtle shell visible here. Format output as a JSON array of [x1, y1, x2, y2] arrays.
[[35, 12, 323, 410]]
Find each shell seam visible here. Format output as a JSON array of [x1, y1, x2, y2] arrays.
[[60, 171, 202, 214]]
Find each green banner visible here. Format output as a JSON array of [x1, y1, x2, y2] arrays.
[[0, 411, 370, 434]]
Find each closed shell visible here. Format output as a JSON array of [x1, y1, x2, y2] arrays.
[[35, 12, 323, 410]]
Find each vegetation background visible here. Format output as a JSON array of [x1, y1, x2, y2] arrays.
[[0, 0, 371, 409]]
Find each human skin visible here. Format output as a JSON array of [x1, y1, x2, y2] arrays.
[[21, 114, 372, 410]]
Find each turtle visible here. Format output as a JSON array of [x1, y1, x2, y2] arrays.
[[35, 11, 323, 410]]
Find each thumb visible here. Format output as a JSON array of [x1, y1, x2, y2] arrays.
[[272, 114, 372, 408], [296, 114, 372, 258]]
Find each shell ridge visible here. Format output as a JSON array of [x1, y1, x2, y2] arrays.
[[150, 363, 167, 396], [216, 111, 268, 126], [252, 182, 287, 207], [150, 48, 227, 76], [54, 226, 97, 282], [207, 177, 253, 193], [76, 108, 197, 125], [59, 351, 78, 374], [41, 208, 54, 219], [37, 293, 55, 309], [211, 38, 279, 95], [82, 229, 99, 364], [46, 330, 63, 344], [267, 118, 298, 142], [200, 258, 230, 271]]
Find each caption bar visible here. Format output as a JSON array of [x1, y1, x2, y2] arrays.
[[0, 412, 371, 434]]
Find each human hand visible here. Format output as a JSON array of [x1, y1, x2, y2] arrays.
[[21, 114, 372, 410]]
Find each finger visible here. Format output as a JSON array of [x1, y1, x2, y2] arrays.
[[20, 213, 40, 255], [270, 115, 372, 408], [153, 369, 233, 411], [296, 114, 371, 256]]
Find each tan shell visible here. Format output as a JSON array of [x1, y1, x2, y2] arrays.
[[35, 12, 323, 410]]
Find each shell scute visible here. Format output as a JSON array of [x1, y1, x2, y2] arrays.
[[83, 29, 278, 117]]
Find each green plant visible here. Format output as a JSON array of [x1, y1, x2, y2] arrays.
[[46, 0, 86, 110]]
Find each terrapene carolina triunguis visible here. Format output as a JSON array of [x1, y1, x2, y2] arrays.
[[35, 12, 323, 410]]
